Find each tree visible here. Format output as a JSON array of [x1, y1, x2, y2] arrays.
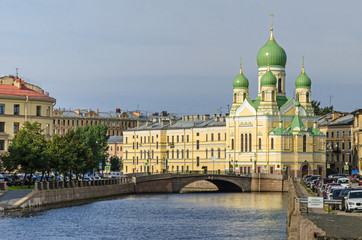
[[110, 156, 120, 171], [311, 100, 333, 116], [75, 125, 109, 173], [1, 122, 47, 186]]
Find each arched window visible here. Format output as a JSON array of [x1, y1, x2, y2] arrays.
[[272, 91, 276, 101], [205, 149, 208, 159], [245, 134, 248, 152], [231, 139, 234, 150], [262, 91, 265, 101], [211, 148, 214, 157], [258, 138, 262, 150], [303, 135, 307, 152], [278, 78, 282, 93], [271, 138, 274, 149], [243, 93, 247, 101], [306, 92, 310, 103], [217, 148, 221, 158], [234, 93, 237, 103], [241, 134, 244, 152]]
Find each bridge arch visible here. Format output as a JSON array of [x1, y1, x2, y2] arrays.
[[173, 175, 250, 193]]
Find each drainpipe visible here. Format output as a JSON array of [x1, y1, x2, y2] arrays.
[[25, 96, 29, 122]]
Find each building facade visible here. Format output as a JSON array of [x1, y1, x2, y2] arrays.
[[107, 136, 123, 162], [0, 76, 56, 152], [123, 22, 327, 177], [53, 108, 139, 136], [319, 110, 362, 175]]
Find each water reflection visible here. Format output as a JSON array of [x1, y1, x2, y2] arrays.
[[0, 192, 288, 240]]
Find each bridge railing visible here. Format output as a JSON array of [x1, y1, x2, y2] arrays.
[[126, 170, 252, 178]]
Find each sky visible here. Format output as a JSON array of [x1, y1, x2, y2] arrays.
[[0, 0, 361, 115]]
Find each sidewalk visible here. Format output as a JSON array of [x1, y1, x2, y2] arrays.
[[0, 190, 32, 208]]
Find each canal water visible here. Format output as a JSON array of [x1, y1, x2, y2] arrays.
[[0, 192, 288, 240]]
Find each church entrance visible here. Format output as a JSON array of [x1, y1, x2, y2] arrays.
[[302, 165, 308, 177]]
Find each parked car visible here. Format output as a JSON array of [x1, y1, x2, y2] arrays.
[[323, 183, 342, 198], [338, 188, 356, 211], [337, 178, 350, 188], [345, 190, 362, 212], [327, 186, 345, 200], [330, 188, 344, 210]]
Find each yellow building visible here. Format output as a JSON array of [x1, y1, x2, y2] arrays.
[[352, 110, 362, 174], [319, 112, 353, 175], [123, 20, 327, 177], [0, 76, 56, 152], [123, 115, 226, 174]]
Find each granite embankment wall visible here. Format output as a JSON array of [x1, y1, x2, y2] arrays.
[[18, 179, 134, 209], [250, 173, 289, 192], [286, 178, 325, 240]]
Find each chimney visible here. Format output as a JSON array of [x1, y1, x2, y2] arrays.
[[116, 108, 121, 113], [97, 109, 99, 113]]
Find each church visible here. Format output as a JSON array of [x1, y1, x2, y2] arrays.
[[122, 17, 326, 178], [227, 17, 326, 178]]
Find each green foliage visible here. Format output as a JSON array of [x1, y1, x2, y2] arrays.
[[311, 100, 333, 116], [110, 156, 121, 171], [1, 122, 109, 180], [1, 122, 46, 178], [75, 125, 109, 171]]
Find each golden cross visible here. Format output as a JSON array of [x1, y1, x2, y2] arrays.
[[240, 56, 242, 73], [270, 13, 274, 30]]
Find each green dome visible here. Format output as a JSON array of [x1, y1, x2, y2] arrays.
[[294, 100, 301, 107], [295, 71, 311, 88], [260, 70, 277, 87], [233, 72, 249, 89], [257, 38, 287, 68]]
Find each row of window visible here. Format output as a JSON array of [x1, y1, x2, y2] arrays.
[[127, 132, 227, 145], [326, 153, 352, 163], [326, 141, 352, 150], [109, 146, 123, 152], [54, 128, 122, 136], [0, 121, 20, 134], [326, 130, 352, 139], [0, 104, 49, 116], [54, 119, 135, 128]]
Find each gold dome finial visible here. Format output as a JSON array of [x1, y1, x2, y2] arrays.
[[239, 56, 243, 74], [302, 56, 305, 73], [270, 13, 274, 40]]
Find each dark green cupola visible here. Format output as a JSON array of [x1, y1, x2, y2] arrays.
[[295, 65, 311, 89], [233, 60, 249, 89], [260, 67, 277, 87], [257, 24, 287, 68]]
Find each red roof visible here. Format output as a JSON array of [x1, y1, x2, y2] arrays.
[[0, 84, 55, 100]]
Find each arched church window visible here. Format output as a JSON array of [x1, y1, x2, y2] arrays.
[[303, 135, 307, 152], [272, 91, 276, 101], [245, 134, 248, 152], [234, 93, 237, 103], [278, 78, 282, 93], [231, 139, 234, 150], [306, 92, 310, 103], [271, 138, 274, 149], [262, 91, 265, 101], [243, 93, 247, 101]]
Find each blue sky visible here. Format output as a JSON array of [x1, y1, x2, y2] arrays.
[[0, 0, 361, 115]]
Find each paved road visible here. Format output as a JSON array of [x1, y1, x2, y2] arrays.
[[0, 190, 32, 208], [295, 181, 362, 239]]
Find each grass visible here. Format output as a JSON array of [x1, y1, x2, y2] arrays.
[[300, 182, 316, 196], [7, 185, 34, 190]]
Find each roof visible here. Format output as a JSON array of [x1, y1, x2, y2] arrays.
[[107, 136, 123, 143], [126, 116, 226, 132], [319, 114, 353, 127], [0, 83, 55, 101]]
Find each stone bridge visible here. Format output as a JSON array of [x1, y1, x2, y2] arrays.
[[132, 173, 289, 193]]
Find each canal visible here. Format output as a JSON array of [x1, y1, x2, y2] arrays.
[[0, 192, 288, 240]]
